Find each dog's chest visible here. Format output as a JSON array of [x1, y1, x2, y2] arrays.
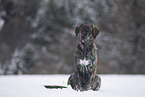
[[75, 43, 96, 62], [79, 58, 90, 66]]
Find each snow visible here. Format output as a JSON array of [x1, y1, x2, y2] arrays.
[[0, 18, 4, 30], [0, 74, 145, 97]]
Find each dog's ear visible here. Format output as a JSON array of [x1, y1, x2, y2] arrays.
[[91, 25, 99, 39], [75, 24, 83, 37]]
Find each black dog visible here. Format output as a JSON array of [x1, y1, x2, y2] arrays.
[[68, 24, 101, 91]]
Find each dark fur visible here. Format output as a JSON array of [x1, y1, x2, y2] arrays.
[[68, 24, 101, 91]]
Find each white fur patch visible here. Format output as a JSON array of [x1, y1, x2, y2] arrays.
[[79, 58, 90, 66]]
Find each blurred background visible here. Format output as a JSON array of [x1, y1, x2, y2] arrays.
[[0, 0, 145, 75]]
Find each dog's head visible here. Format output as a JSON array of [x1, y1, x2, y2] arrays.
[[75, 24, 99, 42]]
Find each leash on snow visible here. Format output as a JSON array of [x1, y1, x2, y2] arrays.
[[44, 85, 68, 89]]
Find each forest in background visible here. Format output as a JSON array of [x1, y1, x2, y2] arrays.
[[0, 0, 145, 74]]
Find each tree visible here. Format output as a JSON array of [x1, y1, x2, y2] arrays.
[[0, 0, 40, 74]]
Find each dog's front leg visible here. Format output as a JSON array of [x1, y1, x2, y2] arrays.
[[91, 75, 101, 91], [67, 73, 80, 91]]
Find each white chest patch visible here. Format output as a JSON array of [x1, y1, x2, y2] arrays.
[[79, 58, 90, 66]]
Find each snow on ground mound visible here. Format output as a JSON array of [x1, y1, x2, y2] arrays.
[[0, 74, 145, 97]]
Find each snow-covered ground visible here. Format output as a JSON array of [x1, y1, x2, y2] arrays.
[[0, 74, 145, 97]]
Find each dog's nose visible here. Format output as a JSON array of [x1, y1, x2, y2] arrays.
[[81, 35, 86, 39]]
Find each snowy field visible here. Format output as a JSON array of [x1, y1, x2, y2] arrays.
[[0, 74, 145, 97]]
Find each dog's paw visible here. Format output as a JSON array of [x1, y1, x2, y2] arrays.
[[91, 75, 101, 91], [68, 73, 79, 90]]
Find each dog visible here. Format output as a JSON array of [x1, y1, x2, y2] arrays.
[[67, 24, 101, 91]]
